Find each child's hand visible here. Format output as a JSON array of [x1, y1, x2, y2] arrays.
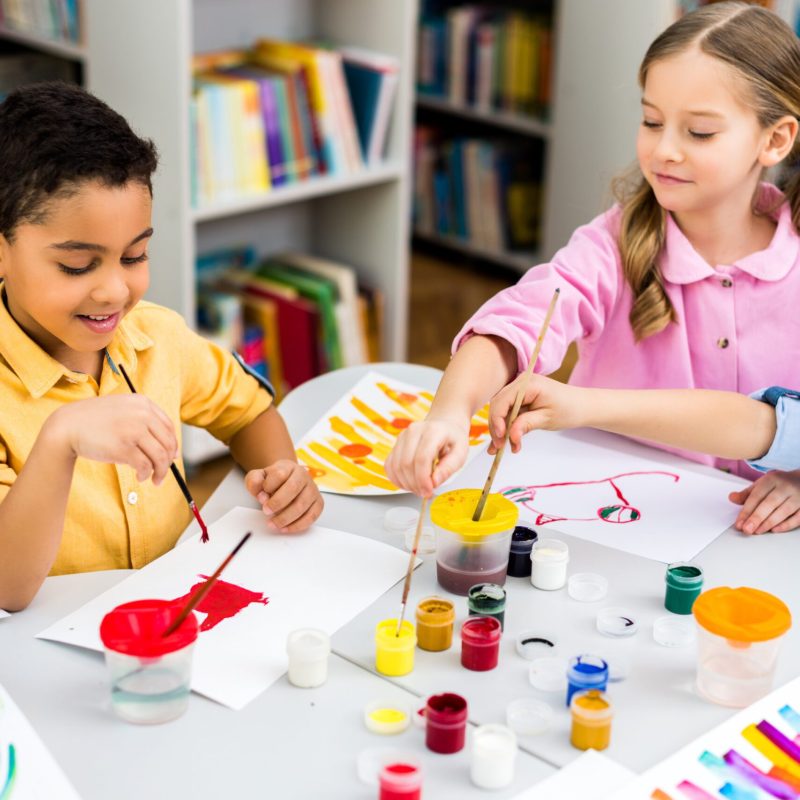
[[385, 418, 469, 497], [729, 470, 800, 534], [488, 374, 583, 454], [49, 395, 178, 484], [244, 460, 323, 533]]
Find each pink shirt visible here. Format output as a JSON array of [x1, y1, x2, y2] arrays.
[[454, 184, 800, 478]]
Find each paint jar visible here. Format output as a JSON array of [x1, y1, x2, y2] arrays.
[[99, 599, 198, 724], [425, 692, 468, 754], [507, 525, 538, 578], [470, 724, 518, 789], [461, 616, 502, 671], [566, 654, 609, 706], [665, 562, 704, 615], [430, 489, 518, 595], [286, 628, 330, 688], [570, 690, 613, 751], [415, 597, 455, 652], [467, 583, 507, 629], [530, 538, 569, 590], [693, 587, 792, 708], [379, 761, 423, 800], [364, 700, 412, 735], [375, 619, 417, 677]]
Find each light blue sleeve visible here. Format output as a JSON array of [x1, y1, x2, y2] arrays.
[[746, 387, 800, 472]]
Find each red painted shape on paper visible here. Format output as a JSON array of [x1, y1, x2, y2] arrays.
[[172, 575, 269, 632]]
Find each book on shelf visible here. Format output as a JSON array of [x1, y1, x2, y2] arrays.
[[416, 2, 553, 121], [196, 246, 383, 395], [0, 0, 81, 44]]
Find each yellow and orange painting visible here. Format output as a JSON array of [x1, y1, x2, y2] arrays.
[[296, 372, 491, 494]]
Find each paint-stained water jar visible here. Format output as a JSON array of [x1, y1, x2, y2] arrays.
[[566, 654, 609, 706], [378, 761, 423, 800], [570, 690, 613, 751], [467, 583, 507, 629], [375, 619, 417, 677], [470, 724, 518, 789], [530, 539, 569, 590], [425, 692, 468, 754], [665, 562, 704, 614], [99, 599, 198, 725], [507, 525, 538, 578], [286, 628, 330, 688], [415, 597, 455, 652], [430, 489, 518, 595], [461, 616, 502, 671], [693, 587, 792, 708]]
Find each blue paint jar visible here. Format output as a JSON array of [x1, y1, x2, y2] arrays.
[[507, 525, 538, 578], [566, 655, 609, 706]]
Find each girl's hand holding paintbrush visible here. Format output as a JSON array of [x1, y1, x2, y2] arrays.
[[244, 459, 323, 533]]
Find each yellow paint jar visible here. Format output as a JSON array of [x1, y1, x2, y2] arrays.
[[375, 619, 417, 676], [569, 690, 613, 751], [416, 597, 455, 652]]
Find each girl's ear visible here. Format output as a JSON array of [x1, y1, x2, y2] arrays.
[[760, 115, 799, 167]]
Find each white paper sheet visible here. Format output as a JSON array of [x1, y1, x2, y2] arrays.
[[513, 750, 635, 799], [450, 429, 746, 563], [0, 610, 9, 620], [37, 507, 414, 710], [0, 682, 82, 799], [611, 675, 800, 799], [295, 370, 491, 495]]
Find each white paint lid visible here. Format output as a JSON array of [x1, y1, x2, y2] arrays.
[[596, 607, 639, 637], [568, 573, 608, 602], [653, 615, 696, 647], [384, 507, 420, 534], [528, 656, 568, 692], [506, 698, 554, 736]]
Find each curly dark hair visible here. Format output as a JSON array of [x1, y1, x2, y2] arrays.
[[0, 81, 158, 241]]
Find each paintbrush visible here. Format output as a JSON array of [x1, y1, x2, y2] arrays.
[[396, 496, 429, 636], [162, 531, 252, 637], [115, 362, 210, 543], [472, 288, 560, 522]]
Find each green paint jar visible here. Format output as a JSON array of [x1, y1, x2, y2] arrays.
[[467, 583, 507, 629], [664, 562, 704, 615]]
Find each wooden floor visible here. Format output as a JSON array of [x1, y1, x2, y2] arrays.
[[187, 250, 576, 506]]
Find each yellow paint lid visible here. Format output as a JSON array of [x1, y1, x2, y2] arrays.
[[364, 699, 411, 735], [430, 489, 519, 540], [693, 587, 792, 643]]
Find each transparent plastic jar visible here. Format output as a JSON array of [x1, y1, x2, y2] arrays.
[[430, 489, 518, 595]]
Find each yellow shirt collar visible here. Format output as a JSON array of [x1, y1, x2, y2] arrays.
[[0, 282, 153, 398]]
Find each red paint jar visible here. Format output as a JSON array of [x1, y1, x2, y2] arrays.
[[461, 616, 502, 671], [425, 692, 468, 754], [379, 761, 422, 800]]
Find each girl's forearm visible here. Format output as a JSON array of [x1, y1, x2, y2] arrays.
[[428, 335, 518, 426], [577, 388, 776, 460]]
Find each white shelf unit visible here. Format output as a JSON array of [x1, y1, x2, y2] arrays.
[[413, 0, 676, 271]]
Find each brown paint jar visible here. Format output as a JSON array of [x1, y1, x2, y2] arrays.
[[415, 597, 455, 651]]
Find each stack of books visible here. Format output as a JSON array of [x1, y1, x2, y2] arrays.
[[413, 126, 543, 253], [196, 246, 384, 400], [417, 2, 553, 120], [190, 41, 399, 206], [0, 0, 81, 44]]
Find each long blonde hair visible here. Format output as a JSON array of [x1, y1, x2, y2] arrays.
[[614, 1, 800, 340]]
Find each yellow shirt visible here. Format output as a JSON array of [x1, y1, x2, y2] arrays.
[[0, 293, 272, 575]]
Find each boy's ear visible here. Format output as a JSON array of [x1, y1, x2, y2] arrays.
[[760, 115, 799, 167]]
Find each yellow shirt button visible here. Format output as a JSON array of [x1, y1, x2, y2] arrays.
[[127, 491, 138, 505], [717, 337, 729, 349]]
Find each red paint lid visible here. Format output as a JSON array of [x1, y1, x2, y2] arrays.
[[425, 692, 468, 726], [100, 599, 199, 657]]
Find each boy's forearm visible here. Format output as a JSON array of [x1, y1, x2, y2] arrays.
[[229, 405, 297, 471], [577, 388, 776, 460], [428, 335, 518, 425], [0, 417, 77, 610]]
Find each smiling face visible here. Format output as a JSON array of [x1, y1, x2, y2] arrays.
[[0, 180, 152, 374], [636, 47, 770, 223]]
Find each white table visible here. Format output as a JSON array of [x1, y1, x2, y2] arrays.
[[3, 363, 798, 797]]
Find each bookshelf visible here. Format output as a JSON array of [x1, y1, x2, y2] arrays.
[[69, 0, 416, 462], [412, 0, 677, 269]]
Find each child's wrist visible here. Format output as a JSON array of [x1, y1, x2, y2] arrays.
[[40, 409, 78, 462]]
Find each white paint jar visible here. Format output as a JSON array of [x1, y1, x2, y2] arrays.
[[286, 628, 330, 688], [470, 723, 517, 789], [530, 539, 569, 590]]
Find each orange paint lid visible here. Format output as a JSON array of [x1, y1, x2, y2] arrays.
[[693, 587, 792, 642]]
